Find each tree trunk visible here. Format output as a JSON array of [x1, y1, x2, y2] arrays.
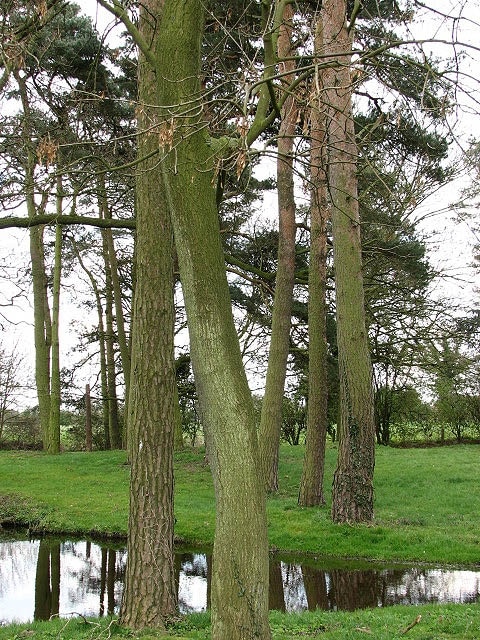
[[15, 70, 52, 450], [102, 229, 122, 449], [85, 383, 93, 452], [118, 0, 178, 627], [322, 0, 376, 523], [71, 239, 110, 449], [47, 221, 62, 454], [299, 15, 329, 507], [30, 225, 52, 448], [99, 176, 131, 429], [259, 3, 298, 493], [48, 174, 64, 454], [156, 2, 271, 638]]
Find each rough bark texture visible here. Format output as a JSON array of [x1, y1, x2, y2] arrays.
[[259, 3, 298, 493], [156, 2, 271, 638], [118, 0, 178, 628], [322, 0, 376, 523], [298, 18, 329, 506]]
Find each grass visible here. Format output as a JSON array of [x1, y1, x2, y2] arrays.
[[0, 605, 479, 640], [0, 443, 479, 639], [1, 443, 478, 563]]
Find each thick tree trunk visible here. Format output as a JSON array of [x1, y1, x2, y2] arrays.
[[299, 18, 329, 506], [259, 3, 298, 493], [156, 2, 271, 638], [322, 0, 376, 523], [118, 0, 178, 628]]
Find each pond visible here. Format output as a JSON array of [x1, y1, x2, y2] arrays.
[[0, 534, 479, 624]]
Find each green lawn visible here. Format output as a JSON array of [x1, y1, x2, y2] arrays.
[[1, 444, 479, 639], [1, 443, 478, 563]]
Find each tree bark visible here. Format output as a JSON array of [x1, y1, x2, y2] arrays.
[[97, 0, 273, 635], [259, 2, 298, 493], [322, 0, 376, 523], [118, 0, 178, 628], [155, 2, 271, 637], [299, 15, 329, 507]]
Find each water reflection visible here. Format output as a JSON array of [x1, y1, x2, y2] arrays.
[[0, 535, 479, 624]]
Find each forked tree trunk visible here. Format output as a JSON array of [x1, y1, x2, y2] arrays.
[[118, 0, 178, 628], [156, 2, 271, 638], [322, 0, 376, 523], [259, 3, 298, 493], [16, 70, 53, 451], [298, 15, 329, 506]]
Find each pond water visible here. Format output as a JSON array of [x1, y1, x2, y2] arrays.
[[0, 534, 479, 624]]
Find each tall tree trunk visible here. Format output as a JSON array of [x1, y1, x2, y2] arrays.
[[118, 0, 179, 627], [15, 70, 52, 449], [47, 221, 62, 454], [102, 230, 122, 449], [98, 176, 131, 428], [299, 15, 329, 506], [322, 0, 376, 523], [85, 383, 93, 452], [259, 3, 298, 493], [71, 238, 110, 449], [48, 174, 63, 454], [30, 224, 52, 447], [156, 2, 271, 637]]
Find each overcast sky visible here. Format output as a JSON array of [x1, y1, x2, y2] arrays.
[[1, 0, 478, 409]]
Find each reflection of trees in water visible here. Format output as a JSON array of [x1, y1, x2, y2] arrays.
[[176, 553, 209, 614], [2, 538, 480, 623], [34, 540, 60, 620], [383, 568, 480, 606], [0, 540, 38, 598], [281, 563, 307, 611], [73, 543, 125, 615], [32, 540, 126, 619], [269, 561, 285, 611], [301, 565, 329, 611], [329, 570, 379, 611]]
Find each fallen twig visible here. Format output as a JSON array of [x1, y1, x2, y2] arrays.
[[401, 614, 422, 634]]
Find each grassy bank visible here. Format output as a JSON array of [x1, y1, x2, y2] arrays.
[[1, 443, 479, 564], [0, 444, 479, 639], [1, 605, 479, 639]]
